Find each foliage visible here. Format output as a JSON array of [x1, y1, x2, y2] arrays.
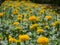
[[0, 1, 60, 45]]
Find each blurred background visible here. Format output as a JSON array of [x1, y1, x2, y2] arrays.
[[0, 0, 60, 6], [31, 0, 60, 6]]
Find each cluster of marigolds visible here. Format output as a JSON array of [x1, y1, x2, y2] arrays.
[[0, 0, 60, 45]]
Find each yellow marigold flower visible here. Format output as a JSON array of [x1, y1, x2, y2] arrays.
[[8, 4, 14, 7], [36, 17, 40, 21], [13, 11, 18, 15], [41, 6, 47, 9], [9, 38, 16, 43], [29, 16, 36, 21], [23, 19, 27, 22], [9, 35, 12, 38], [52, 21, 60, 26], [45, 16, 52, 20], [37, 36, 49, 44], [52, 23, 56, 26], [13, 9, 18, 15], [18, 14, 21, 18], [30, 24, 39, 30], [19, 34, 30, 41], [40, 9, 45, 13], [16, 26, 22, 30], [13, 22, 19, 26], [9, 36, 16, 43], [16, 3, 20, 7], [45, 26, 49, 29], [0, 12, 4, 17], [17, 18, 22, 21], [37, 29, 44, 33]]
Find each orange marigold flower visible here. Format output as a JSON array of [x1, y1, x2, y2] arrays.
[[37, 36, 49, 44], [0, 12, 4, 17], [30, 24, 39, 30], [29, 16, 36, 21], [15, 26, 22, 30], [37, 29, 44, 33], [45, 26, 49, 29], [19, 34, 30, 42], [45, 15, 52, 20], [9, 36, 16, 43], [17, 18, 22, 21], [13, 22, 19, 26], [52, 21, 60, 26]]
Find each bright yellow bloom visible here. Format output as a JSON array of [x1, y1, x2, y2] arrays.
[[23, 19, 27, 22], [37, 36, 49, 44], [0, 12, 4, 17], [37, 29, 44, 33], [13, 11, 18, 15], [40, 9, 45, 13], [16, 26, 22, 30], [9, 35, 12, 38], [45, 15, 52, 20], [30, 24, 39, 30], [16, 3, 20, 7], [9, 36, 16, 43], [45, 26, 49, 29], [41, 6, 47, 9], [29, 16, 36, 21], [13, 22, 19, 26], [18, 14, 21, 18], [13, 9, 18, 15], [52, 21, 60, 26], [17, 18, 22, 21], [8, 4, 14, 7], [19, 34, 30, 41], [36, 17, 41, 21], [17, 14, 22, 21]]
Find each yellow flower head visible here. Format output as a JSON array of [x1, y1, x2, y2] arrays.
[[19, 34, 30, 41], [37, 29, 44, 33], [37, 36, 49, 44], [29, 16, 36, 21], [30, 24, 39, 30], [45, 15, 52, 20], [13, 22, 19, 26], [45, 26, 49, 29], [17, 18, 22, 21], [40, 9, 45, 13], [0, 12, 4, 17], [41, 6, 47, 9], [16, 3, 21, 7], [13, 12, 17, 15], [8, 4, 14, 7], [9, 35, 12, 38], [18, 14, 21, 18], [9, 36, 16, 43], [16, 26, 22, 30], [52, 21, 60, 26], [13, 9, 18, 15]]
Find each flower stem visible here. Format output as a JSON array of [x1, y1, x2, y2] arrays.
[[17, 42, 21, 45], [24, 41, 26, 45]]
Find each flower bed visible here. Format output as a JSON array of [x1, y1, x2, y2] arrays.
[[0, 1, 60, 45]]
